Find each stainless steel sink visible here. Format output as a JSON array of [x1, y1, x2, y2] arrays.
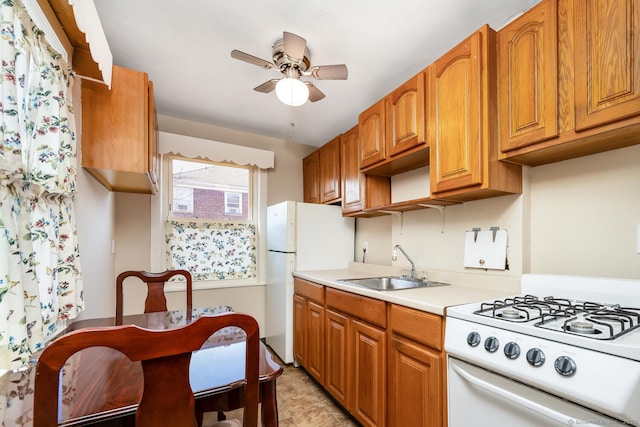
[[336, 277, 450, 291]]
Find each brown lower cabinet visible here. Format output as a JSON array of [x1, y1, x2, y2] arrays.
[[293, 278, 445, 427], [388, 304, 444, 427], [293, 280, 325, 385]]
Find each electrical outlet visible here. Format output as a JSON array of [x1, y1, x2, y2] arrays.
[[363, 241, 369, 253]]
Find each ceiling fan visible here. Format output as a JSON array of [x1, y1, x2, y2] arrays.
[[231, 31, 348, 106]]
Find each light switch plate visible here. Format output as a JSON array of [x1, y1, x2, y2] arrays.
[[637, 225, 640, 254]]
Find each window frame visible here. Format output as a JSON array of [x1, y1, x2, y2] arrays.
[[168, 156, 252, 221], [151, 153, 267, 291]]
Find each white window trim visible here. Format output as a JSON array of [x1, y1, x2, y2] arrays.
[[150, 133, 270, 291]]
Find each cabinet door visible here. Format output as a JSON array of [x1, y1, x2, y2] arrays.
[[319, 136, 341, 204], [352, 319, 386, 427], [498, 0, 558, 152], [293, 294, 307, 366], [359, 100, 386, 169], [385, 71, 426, 157], [325, 309, 350, 409], [81, 65, 156, 194], [307, 301, 325, 385], [341, 127, 392, 213], [574, 0, 640, 131], [302, 151, 320, 204], [428, 29, 484, 194], [341, 127, 364, 213], [388, 334, 442, 427]]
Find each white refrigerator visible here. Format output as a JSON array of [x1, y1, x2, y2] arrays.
[[266, 201, 355, 363]]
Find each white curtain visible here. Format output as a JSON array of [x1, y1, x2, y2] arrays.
[[0, 0, 83, 372]]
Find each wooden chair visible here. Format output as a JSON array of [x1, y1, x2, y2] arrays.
[[116, 270, 193, 325], [34, 313, 260, 427], [115, 269, 233, 424]]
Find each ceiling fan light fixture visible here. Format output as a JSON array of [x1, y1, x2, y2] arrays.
[[275, 77, 309, 106]]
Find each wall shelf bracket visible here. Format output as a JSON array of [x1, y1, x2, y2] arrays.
[[379, 210, 404, 233], [418, 204, 446, 233]]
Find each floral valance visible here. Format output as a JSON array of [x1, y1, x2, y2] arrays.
[[160, 132, 274, 170]]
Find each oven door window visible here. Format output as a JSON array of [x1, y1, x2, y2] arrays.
[[447, 357, 628, 427]]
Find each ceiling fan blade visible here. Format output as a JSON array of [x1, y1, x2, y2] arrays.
[[283, 31, 307, 61], [311, 64, 348, 80], [231, 50, 275, 69], [253, 79, 279, 93], [305, 82, 326, 102]]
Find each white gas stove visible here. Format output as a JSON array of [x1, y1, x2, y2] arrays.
[[445, 274, 640, 426]]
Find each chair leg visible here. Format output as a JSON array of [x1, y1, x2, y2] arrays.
[[217, 411, 226, 421], [196, 408, 204, 426]]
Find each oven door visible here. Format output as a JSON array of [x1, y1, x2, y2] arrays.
[[447, 357, 627, 427]]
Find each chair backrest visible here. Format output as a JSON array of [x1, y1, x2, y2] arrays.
[[116, 270, 193, 324], [34, 313, 260, 427]]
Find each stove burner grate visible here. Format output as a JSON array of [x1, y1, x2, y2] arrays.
[[537, 306, 640, 340], [474, 295, 640, 340]]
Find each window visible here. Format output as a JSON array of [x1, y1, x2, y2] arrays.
[[224, 192, 242, 216], [166, 157, 256, 281], [170, 158, 250, 220]]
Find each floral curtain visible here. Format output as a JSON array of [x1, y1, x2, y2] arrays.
[[165, 219, 256, 281], [0, 0, 83, 372]]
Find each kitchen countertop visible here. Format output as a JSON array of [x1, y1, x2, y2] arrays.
[[293, 262, 521, 316]]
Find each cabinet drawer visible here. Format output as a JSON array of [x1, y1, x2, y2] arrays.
[[389, 304, 442, 351], [294, 278, 325, 305], [326, 287, 386, 328]]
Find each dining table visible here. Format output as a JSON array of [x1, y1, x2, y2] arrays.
[[0, 307, 283, 427]]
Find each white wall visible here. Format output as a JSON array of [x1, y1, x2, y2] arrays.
[[77, 106, 640, 323], [355, 144, 640, 281], [108, 117, 318, 334], [529, 144, 640, 279], [73, 80, 117, 320], [158, 115, 316, 206]]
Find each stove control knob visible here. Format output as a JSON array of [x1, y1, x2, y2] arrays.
[[526, 348, 546, 367], [503, 342, 521, 359], [554, 356, 577, 377], [484, 336, 499, 353], [467, 332, 481, 347]]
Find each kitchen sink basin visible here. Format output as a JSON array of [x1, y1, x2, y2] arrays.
[[336, 277, 450, 291]]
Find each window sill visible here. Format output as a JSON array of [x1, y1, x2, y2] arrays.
[[165, 278, 264, 292]]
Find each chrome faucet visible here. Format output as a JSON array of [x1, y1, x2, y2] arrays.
[[392, 244, 416, 279]]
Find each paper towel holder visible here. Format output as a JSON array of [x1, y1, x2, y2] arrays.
[[471, 226, 501, 242]]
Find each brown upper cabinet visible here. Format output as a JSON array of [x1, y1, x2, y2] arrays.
[[359, 100, 386, 169], [359, 72, 428, 176], [319, 136, 342, 204], [303, 136, 342, 205], [573, 0, 640, 130], [384, 71, 426, 159], [81, 65, 159, 194], [498, 0, 559, 152], [302, 150, 320, 204], [498, 0, 640, 166], [428, 25, 522, 202], [341, 126, 391, 215]]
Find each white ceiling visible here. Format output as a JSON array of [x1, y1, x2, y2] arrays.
[[93, 0, 540, 148]]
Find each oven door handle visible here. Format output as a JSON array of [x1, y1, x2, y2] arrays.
[[451, 362, 579, 425]]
